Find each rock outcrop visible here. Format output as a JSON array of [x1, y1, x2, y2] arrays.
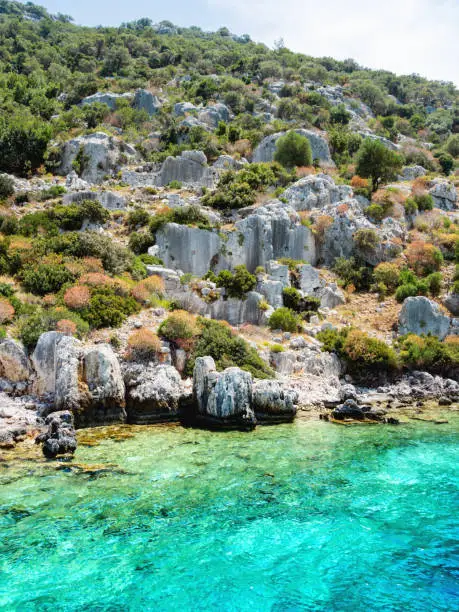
[[56, 132, 137, 184], [444, 293, 459, 317], [429, 179, 457, 211], [63, 190, 127, 210], [81, 91, 133, 110], [0, 339, 31, 383], [122, 150, 219, 189], [252, 129, 333, 165], [283, 174, 352, 211], [155, 201, 316, 275], [252, 380, 298, 423], [133, 89, 161, 115], [399, 297, 451, 339], [192, 357, 255, 430], [123, 362, 190, 423]]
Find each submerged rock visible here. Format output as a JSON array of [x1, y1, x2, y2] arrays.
[[35, 411, 77, 459]]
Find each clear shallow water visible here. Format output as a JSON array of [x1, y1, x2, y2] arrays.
[[1, 418, 458, 612]]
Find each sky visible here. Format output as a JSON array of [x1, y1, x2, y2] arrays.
[[39, 0, 459, 86]]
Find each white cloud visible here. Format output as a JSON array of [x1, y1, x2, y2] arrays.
[[208, 0, 459, 85]]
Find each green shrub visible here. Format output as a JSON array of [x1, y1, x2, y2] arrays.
[[274, 131, 313, 168], [354, 228, 380, 253], [438, 153, 454, 175], [398, 334, 459, 371], [316, 327, 349, 353], [168, 180, 183, 189], [365, 204, 385, 222], [333, 256, 373, 291], [127, 207, 150, 230], [158, 310, 199, 344], [17, 307, 89, 349], [150, 205, 212, 233], [38, 185, 66, 201], [0, 174, 14, 200], [216, 265, 256, 299], [22, 264, 75, 296], [426, 272, 442, 296], [395, 283, 419, 303], [356, 138, 404, 192], [50, 200, 109, 230], [268, 307, 300, 332], [80, 287, 140, 329], [343, 329, 397, 370], [128, 231, 155, 255], [373, 262, 400, 292], [413, 193, 433, 212], [404, 198, 418, 215], [186, 318, 273, 379], [282, 287, 321, 313], [201, 180, 256, 210]]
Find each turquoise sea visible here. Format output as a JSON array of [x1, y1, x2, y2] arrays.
[[1, 417, 458, 611]]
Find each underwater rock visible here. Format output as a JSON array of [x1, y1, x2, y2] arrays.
[[35, 411, 77, 459]]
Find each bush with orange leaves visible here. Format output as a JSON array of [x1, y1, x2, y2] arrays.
[[411, 177, 429, 197], [82, 257, 104, 272], [0, 298, 14, 323], [127, 328, 162, 359], [296, 166, 316, 178], [405, 241, 443, 276], [350, 175, 369, 189], [79, 272, 113, 288], [64, 285, 91, 310], [158, 310, 199, 350], [132, 275, 165, 304], [56, 319, 77, 335]]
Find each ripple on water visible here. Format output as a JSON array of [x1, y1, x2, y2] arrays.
[[0, 418, 458, 611]]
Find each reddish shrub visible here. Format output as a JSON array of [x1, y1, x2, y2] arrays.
[[79, 273, 113, 287], [56, 319, 77, 335], [350, 175, 369, 189], [0, 298, 14, 323], [132, 276, 165, 303], [405, 241, 443, 276], [64, 285, 91, 310], [127, 328, 161, 359]]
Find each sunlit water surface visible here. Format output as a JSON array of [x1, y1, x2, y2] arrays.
[[1, 417, 458, 611]]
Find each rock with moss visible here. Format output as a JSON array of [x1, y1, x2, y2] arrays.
[[252, 380, 298, 423]]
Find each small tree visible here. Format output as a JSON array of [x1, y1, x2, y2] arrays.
[[356, 138, 403, 192], [274, 131, 313, 169], [0, 175, 14, 200]]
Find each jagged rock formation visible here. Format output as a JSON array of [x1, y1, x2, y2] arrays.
[[283, 174, 352, 211], [252, 380, 298, 423], [155, 201, 316, 275], [399, 297, 451, 339], [0, 339, 31, 383], [133, 89, 161, 115], [81, 91, 133, 109]]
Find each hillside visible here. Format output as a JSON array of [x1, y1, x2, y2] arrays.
[[0, 1, 459, 447]]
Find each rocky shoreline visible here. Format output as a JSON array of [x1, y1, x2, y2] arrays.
[[1, 327, 458, 459]]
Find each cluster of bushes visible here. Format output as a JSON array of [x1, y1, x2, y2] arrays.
[[201, 162, 294, 211], [0, 200, 109, 237], [268, 307, 301, 332], [158, 312, 273, 378], [317, 327, 397, 371], [282, 287, 320, 320], [205, 265, 256, 299]]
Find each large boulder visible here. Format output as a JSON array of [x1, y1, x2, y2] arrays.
[[399, 165, 426, 181], [80, 345, 126, 427], [54, 336, 82, 413], [56, 132, 137, 184], [0, 339, 31, 383], [252, 380, 298, 423], [399, 297, 451, 339], [429, 180, 457, 211], [283, 174, 352, 211], [132, 89, 161, 115], [81, 91, 132, 110], [252, 129, 333, 165], [197, 103, 232, 128], [32, 331, 66, 395], [192, 357, 255, 430], [124, 363, 189, 424], [444, 293, 459, 317]]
